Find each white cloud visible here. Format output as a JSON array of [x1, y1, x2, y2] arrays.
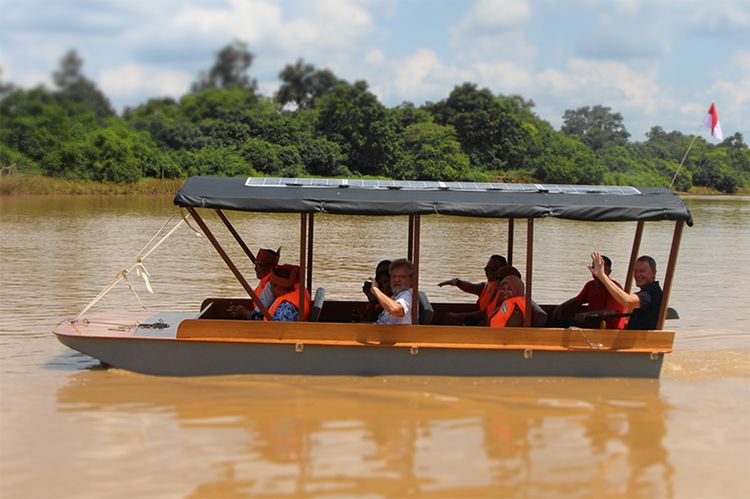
[[98, 64, 192, 100], [365, 49, 385, 66], [455, 0, 532, 34]]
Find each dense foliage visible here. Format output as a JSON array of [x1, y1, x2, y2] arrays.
[[2, 45, 748, 192]]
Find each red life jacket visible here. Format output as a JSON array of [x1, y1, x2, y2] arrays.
[[477, 281, 498, 311], [264, 286, 312, 321], [489, 296, 527, 328], [254, 274, 271, 297]]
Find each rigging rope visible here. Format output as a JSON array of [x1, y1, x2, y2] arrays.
[[73, 211, 199, 321]]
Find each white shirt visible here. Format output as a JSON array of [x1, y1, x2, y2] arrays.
[[375, 288, 413, 325]]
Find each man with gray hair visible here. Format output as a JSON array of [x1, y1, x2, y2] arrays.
[[369, 258, 414, 325], [588, 251, 663, 330]]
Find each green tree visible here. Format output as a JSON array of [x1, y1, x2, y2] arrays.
[[391, 122, 470, 180], [561, 105, 630, 151], [52, 49, 114, 119], [315, 80, 398, 176], [276, 59, 340, 110], [191, 40, 257, 93]]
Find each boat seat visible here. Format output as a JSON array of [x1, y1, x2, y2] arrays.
[[309, 287, 325, 322], [530, 299, 548, 327], [418, 291, 434, 325], [666, 307, 679, 320]]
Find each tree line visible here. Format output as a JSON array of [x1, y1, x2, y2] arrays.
[[1, 40, 748, 192]]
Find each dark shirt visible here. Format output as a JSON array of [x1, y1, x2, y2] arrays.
[[626, 281, 663, 330]]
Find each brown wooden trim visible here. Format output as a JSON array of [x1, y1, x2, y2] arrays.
[[188, 208, 271, 320], [657, 220, 684, 329], [625, 221, 644, 293], [411, 215, 420, 325], [307, 212, 314, 290], [174, 319, 675, 353], [299, 213, 307, 322], [214, 209, 255, 263], [524, 218, 534, 327], [507, 218, 514, 266]]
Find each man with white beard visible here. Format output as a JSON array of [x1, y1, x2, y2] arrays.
[[369, 258, 414, 325]]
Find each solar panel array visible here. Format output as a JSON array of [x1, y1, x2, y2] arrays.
[[244, 177, 641, 195]]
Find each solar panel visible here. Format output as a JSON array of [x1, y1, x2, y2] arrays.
[[244, 177, 641, 195]]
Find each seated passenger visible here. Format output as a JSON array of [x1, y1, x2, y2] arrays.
[[438, 254, 507, 306], [438, 255, 508, 325], [588, 252, 663, 330], [551, 255, 626, 329], [370, 258, 414, 325], [363, 260, 392, 321], [488, 275, 526, 328], [229, 264, 311, 321], [253, 247, 281, 314]]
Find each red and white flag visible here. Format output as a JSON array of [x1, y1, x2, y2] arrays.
[[704, 102, 723, 141]]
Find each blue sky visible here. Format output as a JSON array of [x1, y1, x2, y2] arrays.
[[2, 0, 748, 140]]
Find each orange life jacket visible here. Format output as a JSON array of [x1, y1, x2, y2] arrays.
[[264, 286, 312, 321], [254, 273, 271, 297], [477, 281, 498, 311], [489, 296, 527, 328]]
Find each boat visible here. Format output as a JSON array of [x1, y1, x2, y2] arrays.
[[53, 177, 692, 377]]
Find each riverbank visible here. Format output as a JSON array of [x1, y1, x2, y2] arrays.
[[0, 174, 183, 195], [0, 173, 747, 195]]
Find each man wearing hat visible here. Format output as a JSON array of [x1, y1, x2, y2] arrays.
[[264, 264, 311, 322], [253, 247, 281, 315]]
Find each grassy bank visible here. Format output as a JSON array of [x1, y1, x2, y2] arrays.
[[0, 174, 184, 195]]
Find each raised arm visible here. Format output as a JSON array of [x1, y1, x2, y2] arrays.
[[370, 278, 406, 317], [437, 277, 484, 296], [587, 251, 641, 309]]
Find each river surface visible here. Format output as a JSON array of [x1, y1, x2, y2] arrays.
[[1, 194, 749, 498]]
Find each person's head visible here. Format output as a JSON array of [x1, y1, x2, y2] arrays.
[[376, 269, 392, 294], [601, 255, 612, 276], [269, 264, 299, 298], [255, 248, 280, 279], [498, 275, 524, 301], [375, 259, 392, 276], [389, 259, 413, 294], [493, 265, 521, 283], [633, 255, 657, 288], [485, 254, 508, 281]]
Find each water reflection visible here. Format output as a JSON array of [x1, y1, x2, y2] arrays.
[[57, 373, 673, 496]]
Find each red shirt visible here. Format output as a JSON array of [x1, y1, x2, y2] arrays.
[[576, 279, 626, 329]]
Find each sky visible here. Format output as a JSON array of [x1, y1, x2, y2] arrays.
[[1, 0, 749, 141]]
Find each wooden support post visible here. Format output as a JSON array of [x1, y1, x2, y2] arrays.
[[307, 213, 314, 291], [524, 218, 534, 327], [507, 218, 514, 266], [657, 220, 684, 330], [407, 215, 414, 262], [215, 209, 255, 263], [299, 213, 308, 322], [625, 221, 645, 293], [411, 215, 421, 325], [188, 208, 271, 320]]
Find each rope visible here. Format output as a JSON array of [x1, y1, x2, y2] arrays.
[[73, 211, 194, 321]]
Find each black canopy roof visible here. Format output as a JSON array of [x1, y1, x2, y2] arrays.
[[174, 177, 693, 226]]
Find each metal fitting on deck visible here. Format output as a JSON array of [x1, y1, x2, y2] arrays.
[[524, 349, 533, 359], [295, 343, 304, 353], [410, 345, 419, 355]]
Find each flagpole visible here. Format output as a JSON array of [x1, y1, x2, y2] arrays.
[[669, 123, 704, 190]]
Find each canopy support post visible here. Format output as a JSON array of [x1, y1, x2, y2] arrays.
[[307, 213, 314, 291], [214, 209, 256, 263], [407, 215, 414, 262], [625, 221, 645, 293], [657, 220, 684, 330], [411, 215, 421, 325], [299, 213, 308, 322], [188, 208, 271, 320], [507, 218, 514, 266], [524, 218, 534, 327]]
